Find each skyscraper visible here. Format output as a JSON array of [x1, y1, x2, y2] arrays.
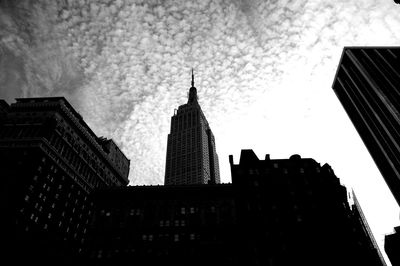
[[332, 47, 400, 205], [0, 97, 130, 265], [164, 70, 220, 185]]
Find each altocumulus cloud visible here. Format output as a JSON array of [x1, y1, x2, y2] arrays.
[[0, 0, 400, 187]]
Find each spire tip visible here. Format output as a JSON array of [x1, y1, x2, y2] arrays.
[[191, 68, 194, 88]]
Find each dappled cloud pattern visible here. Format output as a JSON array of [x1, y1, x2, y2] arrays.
[[0, 0, 399, 186]]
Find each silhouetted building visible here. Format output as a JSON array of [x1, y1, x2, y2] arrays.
[[0, 97, 130, 265], [230, 150, 384, 266], [86, 150, 384, 266], [164, 70, 220, 185], [332, 47, 400, 206], [385, 226, 400, 266], [350, 191, 387, 265], [86, 184, 238, 266]]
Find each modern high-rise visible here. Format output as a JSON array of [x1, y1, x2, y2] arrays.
[[165, 71, 220, 185], [332, 47, 400, 205], [0, 97, 130, 265]]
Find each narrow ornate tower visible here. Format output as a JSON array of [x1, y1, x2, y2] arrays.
[[164, 70, 220, 185]]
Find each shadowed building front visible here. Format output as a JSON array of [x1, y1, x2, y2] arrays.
[[164, 70, 220, 185], [85, 150, 385, 266], [0, 97, 130, 266]]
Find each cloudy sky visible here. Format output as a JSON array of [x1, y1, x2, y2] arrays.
[[0, 0, 399, 262]]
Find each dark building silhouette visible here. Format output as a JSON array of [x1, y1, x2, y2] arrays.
[[86, 150, 384, 266], [85, 184, 238, 266], [385, 226, 400, 266], [351, 191, 387, 265], [332, 47, 400, 206], [0, 97, 130, 265], [164, 70, 220, 185], [230, 150, 385, 266]]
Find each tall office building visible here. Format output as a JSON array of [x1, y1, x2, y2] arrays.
[[0, 97, 130, 265], [332, 47, 400, 205], [165, 71, 220, 185]]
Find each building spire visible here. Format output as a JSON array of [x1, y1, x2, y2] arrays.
[[188, 68, 198, 104], [191, 68, 194, 88]]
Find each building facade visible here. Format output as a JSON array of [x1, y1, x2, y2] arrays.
[[0, 97, 130, 265], [350, 191, 387, 265], [85, 184, 238, 266], [164, 71, 220, 185], [385, 226, 400, 266], [230, 150, 385, 266], [332, 47, 400, 205], [86, 150, 384, 266]]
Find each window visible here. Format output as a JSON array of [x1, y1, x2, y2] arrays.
[[174, 234, 179, 242], [24, 195, 30, 202]]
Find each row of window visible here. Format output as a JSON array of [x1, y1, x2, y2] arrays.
[[0, 124, 42, 139], [172, 110, 199, 132], [141, 233, 197, 242]]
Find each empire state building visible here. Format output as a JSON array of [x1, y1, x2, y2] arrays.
[[164, 71, 220, 185]]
